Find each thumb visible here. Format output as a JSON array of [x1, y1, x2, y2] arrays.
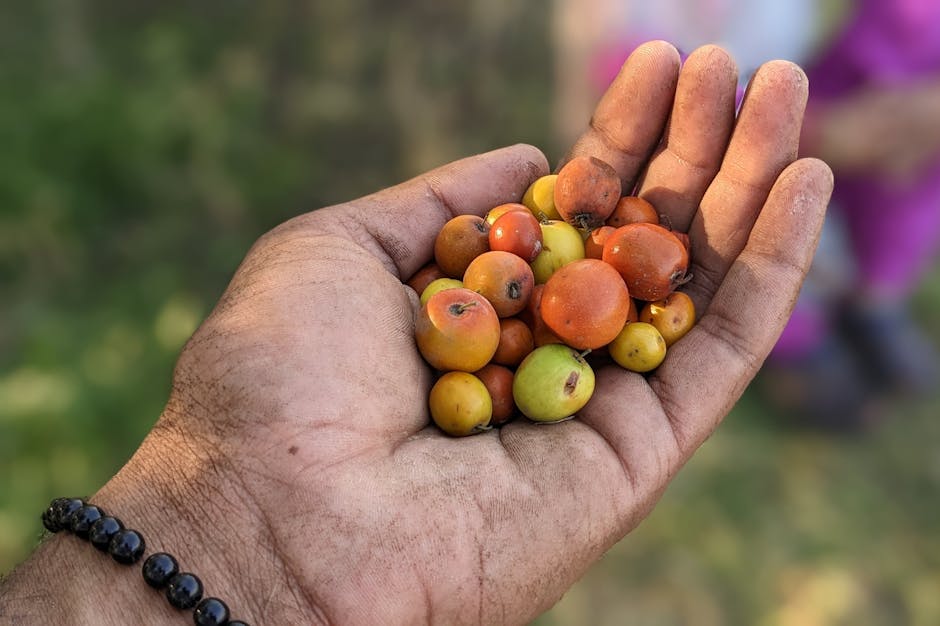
[[281, 143, 549, 281]]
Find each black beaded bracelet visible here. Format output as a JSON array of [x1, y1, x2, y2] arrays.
[[42, 497, 250, 626]]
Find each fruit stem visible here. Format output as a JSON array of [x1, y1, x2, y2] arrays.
[[671, 271, 693, 288], [450, 301, 479, 315]]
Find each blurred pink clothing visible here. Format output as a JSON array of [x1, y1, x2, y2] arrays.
[[775, 0, 940, 358], [587, 1, 940, 359], [806, 0, 940, 297]]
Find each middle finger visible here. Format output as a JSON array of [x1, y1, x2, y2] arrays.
[[635, 45, 739, 232]]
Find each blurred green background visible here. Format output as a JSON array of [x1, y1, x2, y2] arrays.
[[2, 2, 939, 625]]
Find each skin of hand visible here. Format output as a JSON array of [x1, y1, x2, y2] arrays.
[[0, 42, 832, 625]]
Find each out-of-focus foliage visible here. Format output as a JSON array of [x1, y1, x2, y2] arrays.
[[2, 2, 940, 625], [0, 0, 553, 572]]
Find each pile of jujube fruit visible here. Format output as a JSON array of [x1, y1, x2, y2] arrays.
[[408, 155, 697, 436]]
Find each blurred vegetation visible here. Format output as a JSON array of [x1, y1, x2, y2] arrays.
[[0, 0, 553, 572], [2, 2, 939, 625]]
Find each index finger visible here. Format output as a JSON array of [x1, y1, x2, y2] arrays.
[[562, 40, 680, 191]]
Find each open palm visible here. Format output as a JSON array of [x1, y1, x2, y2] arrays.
[[93, 42, 832, 625]]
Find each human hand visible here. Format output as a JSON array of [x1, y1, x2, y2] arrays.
[[2, 42, 832, 625], [805, 79, 940, 182]]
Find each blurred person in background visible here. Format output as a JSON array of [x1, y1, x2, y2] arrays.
[[554, 0, 940, 430]]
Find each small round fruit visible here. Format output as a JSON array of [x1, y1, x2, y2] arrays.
[[626, 297, 640, 324], [415, 288, 500, 372], [518, 284, 563, 347], [419, 277, 463, 307], [407, 262, 447, 295], [489, 209, 543, 262], [540, 259, 631, 350], [522, 174, 561, 220], [530, 220, 585, 284], [434, 214, 490, 278], [554, 156, 621, 230], [474, 364, 516, 426], [429, 372, 492, 436], [485, 203, 530, 228], [608, 322, 667, 373], [513, 344, 595, 422], [606, 196, 659, 228], [584, 226, 616, 260], [602, 222, 690, 302], [463, 250, 535, 318], [492, 317, 534, 367], [639, 291, 696, 347], [673, 231, 691, 255]]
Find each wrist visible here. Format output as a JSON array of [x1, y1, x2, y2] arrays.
[[91, 418, 321, 624], [1, 413, 323, 624], [0, 527, 188, 625]]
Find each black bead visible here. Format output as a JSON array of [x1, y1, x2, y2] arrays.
[[166, 572, 203, 610], [193, 597, 230, 625], [69, 505, 105, 539], [52, 498, 84, 531], [227, 622, 249, 626], [88, 516, 124, 551], [42, 498, 71, 532], [142, 552, 179, 589], [108, 528, 146, 564]]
